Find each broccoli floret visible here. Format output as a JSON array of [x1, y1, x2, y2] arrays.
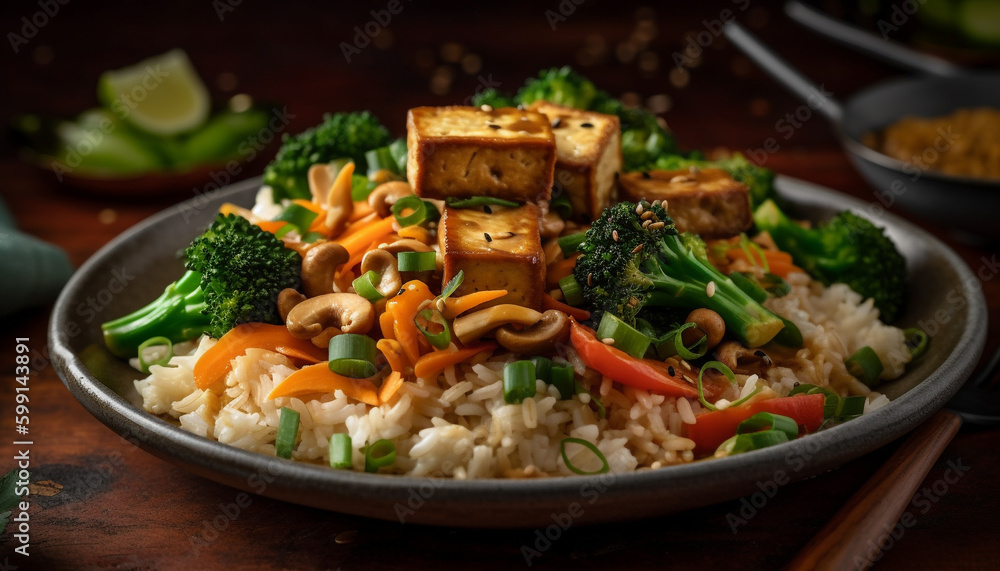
[[516, 66, 601, 109], [653, 153, 776, 209], [263, 111, 392, 200], [574, 201, 786, 348], [753, 200, 906, 321], [102, 214, 302, 357], [471, 87, 517, 109]]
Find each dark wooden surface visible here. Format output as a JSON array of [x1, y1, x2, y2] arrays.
[[1, 1, 998, 569]]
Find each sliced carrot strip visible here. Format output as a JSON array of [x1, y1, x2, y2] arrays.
[[267, 362, 379, 405], [541, 293, 590, 322], [387, 281, 434, 363], [442, 289, 508, 319], [379, 310, 396, 341], [193, 323, 327, 390], [413, 342, 498, 381], [335, 216, 396, 260], [545, 254, 579, 289], [376, 338, 409, 373], [255, 220, 289, 234], [378, 371, 405, 404], [349, 200, 375, 222]]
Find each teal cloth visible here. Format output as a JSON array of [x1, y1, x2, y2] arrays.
[[0, 196, 74, 316]]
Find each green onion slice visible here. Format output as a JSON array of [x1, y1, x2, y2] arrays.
[[301, 231, 324, 243], [329, 433, 353, 469], [351, 174, 377, 201], [138, 336, 174, 373], [737, 412, 799, 440], [440, 270, 464, 301], [558, 275, 584, 306], [364, 439, 396, 473], [273, 223, 295, 240], [328, 334, 377, 378], [560, 438, 610, 475], [550, 365, 575, 400], [772, 317, 804, 348], [504, 360, 537, 404], [596, 312, 651, 359], [717, 430, 789, 456], [697, 361, 737, 411], [444, 196, 520, 209], [415, 308, 451, 350], [671, 321, 708, 360], [845, 346, 884, 387], [729, 271, 768, 303], [275, 203, 319, 233], [903, 328, 929, 360], [275, 407, 300, 459], [550, 194, 573, 220], [557, 232, 587, 257], [391, 195, 428, 227], [365, 146, 400, 178], [397, 251, 436, 272], [759, 273, 791, 297], [388, 138, 408, 174], [837, 395, 866, 420], [352, 270, 385, 301], [530, 356, 553, 383]]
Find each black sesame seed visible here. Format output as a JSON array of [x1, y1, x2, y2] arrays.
[[397, 289, 405, 296], [552, 118, 563, 128], [484, 233, 493, 242], [641, 171, 651, 179], [488, 124, 501, 130], [668, 366, 676, 377], [483, 205, 493, 214], [580, 122, 594, 128]]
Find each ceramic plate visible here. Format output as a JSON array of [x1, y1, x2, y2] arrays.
[[49, 176, 987, 527]]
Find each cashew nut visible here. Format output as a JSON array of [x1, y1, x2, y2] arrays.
[[495, 310, 570, 354], [452, 304, 543, 346], [540, 211, 566, 239], [682, 308, 726, 351], [301, 242, 350, 298], [308, 161, 354, 236], [714, 341, 773, 376], [285, 293, 375, 340], [277, 288, 307, 321], [379, 239, 433, 255], [360, 249, 402, 298], [368, 181, 413, 218]]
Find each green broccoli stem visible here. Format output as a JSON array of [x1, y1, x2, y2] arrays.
[[643, 239, 785, 348], [101, 269, 211, 358]]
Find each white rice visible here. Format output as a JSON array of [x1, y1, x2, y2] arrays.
[[135, 274, 910, 478]]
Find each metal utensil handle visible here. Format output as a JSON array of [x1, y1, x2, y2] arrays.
[[785, 410, 963, 571], [785, 0, 963, 77], [723, 22, 844, 123]]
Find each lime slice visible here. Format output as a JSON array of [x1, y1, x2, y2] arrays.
[[97, 49, 210, 136]]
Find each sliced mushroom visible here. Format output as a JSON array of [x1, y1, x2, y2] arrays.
[[360, 249, 402, 298], [495, 310, 569, 354], [308, 161, 354, 235], [285, 293, 375, 340], [379, 239, 433, 255], [539, 211, 566, 239], [452, 304, 543, 346], [682, 308, 726, 351], [277, 288, 307, 321], [301, 242, 350, 298], [714, 341, 773, 376], [368, 181, 413, 217]]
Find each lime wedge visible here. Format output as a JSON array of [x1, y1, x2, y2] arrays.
[[97, 49, 210, 136]]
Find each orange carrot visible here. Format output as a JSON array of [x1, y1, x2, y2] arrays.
[[338, 212, 381, 240], [379, 310, 397, 341], [267, 362, 379, 405], [413, 342, 497, 380], [541, 293, 591, 321], [398, 225, 432, 244], [219, 202, 254, 219], [193, 323, 327, 390], [386, 281, 434, 363], [378, 371, 405, 404], [725, 249, 802, 277], [376, 338, 409, 373], [442, 289, 508, 319], [255, 220, 289, 234], [335, 216, 396, 260], [545, 254, 579, 289]]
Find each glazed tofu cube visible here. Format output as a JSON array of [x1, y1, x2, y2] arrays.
[[441, 203, 544, 310], [407, 106, 556, 203], [618, 168, 753, 240], [528, 101, 621, 222]]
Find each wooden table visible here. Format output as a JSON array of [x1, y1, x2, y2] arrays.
[[2, 1, 997, 568]]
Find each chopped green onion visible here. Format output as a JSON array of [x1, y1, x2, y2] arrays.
[[673, 322, 708, 360], [328, 334, 377, 378], [351, 174, 377, 201], [697, 361, 737, 411], [329, 433, 353, 469], [558, 275, 584, 306], [550, 194, 573, 219], [837, 395, 866, 420], [737, 412, 799, 440], [397, 251, 436, 272], [789, 383, 840, 419], [759, 273, 791, 297], [444, 196, 520, 209], [440, 270, 464, 300], [729, 271, 768, 303], [575, 381, 606, 419], [365, 146, 400, 177], [504, 360, 537, 404], [845, 346, 884, 387], [301, 231, 324, 243], [530, 356, 553, 383], [596, 312, 651, 359], [549, 365, 575, 400], [388, 138, 408, 174], [352, 270, 384, 301], [739, 234, 770, 273], [415, 308, 451, 350], [137, 336, 174, 373], [717, 430, 789, 456], [772, 316, 803, 348], [557, 232, 587, 257], [391, 195, 428, 227], [274, 223, 295, 240], [275, 407, 300, 459], [274, 203, 319, 233], [364, 439, 396, 473], [560, 438, 610, 475], [903, 328, 929, 360]]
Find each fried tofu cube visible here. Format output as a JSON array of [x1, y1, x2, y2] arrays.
[[441, 203, 544, 310], [528, 101, 621, 222], [618, 168, 753, 239], [407, 106, 556, 203]]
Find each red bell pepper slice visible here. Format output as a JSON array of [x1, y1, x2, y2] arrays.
[[684, 393, 826, 455]]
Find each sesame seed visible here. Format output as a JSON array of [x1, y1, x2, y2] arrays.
[[635, 203, 644, 215], [580, 122, 594, 128], [668, 365, 676, 377], [587, 273, 593, 287], [650, 221, 665, 230], [642, 220, 652, 228], [483, 205, 492, 214], [706, 281, 716, 297], [602, 338, 615, 345], [480, 104, 493, 112], [435, 298, 446, 312], [488, 124, 501, 130], [484, 233, 493, 242], [641, 210, 654, 220], [632, 244, 644, 254], [612, 230, 619, 242], [641, 171, 651, 179]]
